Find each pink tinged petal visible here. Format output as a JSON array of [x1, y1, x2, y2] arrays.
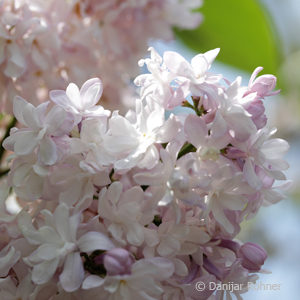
[[226, 77, 242, 98], [70, 138, 86, 154], [5, 44, 26, 77], [69, 213, 81, 242], [138, 145, 159, 169], [58, 180, 91, 207], [126, 224, 144, 246], [77, 231, 115, 252], [66, 83, 82, 110], [22, 104, 42, 130], [263, 189, 283, 205], [243, 158, 262, 190], [210, 111, 228, 140], [146, 108, 164, 133], [16, 275, 36, 300], [34, 244, 61, 260], [122, 186, 144, 204], [53, 203, 71, 242], [267, 158, 289, 171], [0, 277, 18, 298], [221, 194, 246, 210], [93, 170, 111, 187], [38, 226, 63, 245], [36, 101, 50, 121], [32, 258, 59, 285], [132, 257, 174, 280], [156, 114, 180, 143], [107, 223, 124, 243], [107, 181, 123, 204], [249, 67, 264, 87], [102, 277, 120, 293], [81, 119, 106, 142], [104, 134, 139, 155], [13, 96, 42, 129], [80, 78, 103, 108], [130, 280, 163, 298], [262, 138, 289, 159], [2, 134, 17, 152], [186, 227, 210, 244], [13, 131, 39, 155], [163, 51, 193, 77], [17, 211, 39, 245], [149, 46, 163, 64], [226, 108, 256, 141], [108, 115, 136, 137], [59, 252, 84, 292], [32, 46, 48, 70], [157, 236, 180, 256], [211, 198, 234, 234], [84, 106, 110, 117], [184, 114, 207, 148], [13, 96, 28, 125], [49, 90, 77, 113], [203, 48, 220, 67], [38, 137, 57, 165], [45, 106, 68, 135], [144, 228, 159, 247], [134, 170, 163, 186], [191, 54, 209, 78], [82, 275, 105, 290], [0, 246, 20, 277], [19, 215, 59, 245], [172, 258, 188, 276]]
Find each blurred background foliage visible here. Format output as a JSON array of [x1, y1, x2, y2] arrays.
[[175, 0, 281, 76]]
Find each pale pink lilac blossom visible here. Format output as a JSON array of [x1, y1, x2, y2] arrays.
[[0, 48, 290, 300], [0, 0, 203, 113]]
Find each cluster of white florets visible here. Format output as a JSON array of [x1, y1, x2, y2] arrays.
[[0, 48, 289, 299]]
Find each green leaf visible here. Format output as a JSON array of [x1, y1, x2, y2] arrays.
[[175, 0, 281, 75]]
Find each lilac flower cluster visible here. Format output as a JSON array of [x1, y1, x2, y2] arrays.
[[0, 48, 289, 299], [0, 0, 202, 113]]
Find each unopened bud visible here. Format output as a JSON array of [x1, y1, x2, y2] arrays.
[[238, 242, 267, 272], [104, 248, 134, 276]]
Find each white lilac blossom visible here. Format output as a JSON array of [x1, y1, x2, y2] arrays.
[[49, 78, 110, 121], [3, 97, 74, 165], [0, 48, 290, 300], [0, 0, 203, 113]]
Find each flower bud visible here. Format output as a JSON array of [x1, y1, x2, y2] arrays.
[[247, 67, 279, 98], [250, 74, 277, 97], [238, 242, 267, 271], [104, 248, 134, 276]]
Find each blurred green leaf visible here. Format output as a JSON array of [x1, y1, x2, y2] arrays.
[[175, 0, 281, 75]]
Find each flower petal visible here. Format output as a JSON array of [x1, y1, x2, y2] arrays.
[[80, 78, 103, 108], [38, 137, 57, 165], [59, 252, 84, 292], [77, 231, 115, 252], [32, 258, 59, 285]]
